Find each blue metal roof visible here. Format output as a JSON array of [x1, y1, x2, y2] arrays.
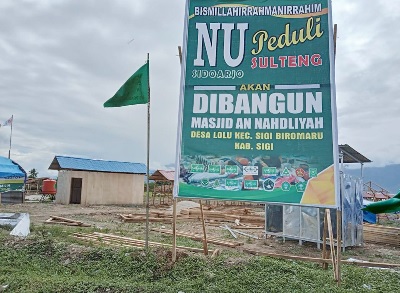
[[49, 156, 147, 174], [0, 156, 26, 179]]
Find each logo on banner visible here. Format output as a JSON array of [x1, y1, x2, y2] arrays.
[[244, 180, 258, 190], [263, 179, 275, 192], [243, 166, 258, 175]]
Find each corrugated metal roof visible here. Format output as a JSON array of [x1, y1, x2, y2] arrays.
[[339, 144, 372, 164], [48, 156, 146, 174], [149, 170, 175, 181], [363, 192, 391, 200]]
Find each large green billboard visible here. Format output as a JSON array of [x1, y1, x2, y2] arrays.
[[175, 0, 339, 207]]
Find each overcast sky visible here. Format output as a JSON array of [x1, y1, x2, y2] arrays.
[[0, 0, 399, 178]]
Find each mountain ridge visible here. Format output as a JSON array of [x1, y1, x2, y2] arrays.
[[344, 164, 400, 194]]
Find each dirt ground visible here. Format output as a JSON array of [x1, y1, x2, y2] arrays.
[[1, 195, 400, 266]]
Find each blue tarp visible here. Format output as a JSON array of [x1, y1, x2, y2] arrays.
[[363, 210, 377, 224], [0, 156, 25, 179], [362, 199, 377, 224]]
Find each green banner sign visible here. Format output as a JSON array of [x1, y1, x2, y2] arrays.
[[0, 178, 25, 193], [175, 0, 339, 207]]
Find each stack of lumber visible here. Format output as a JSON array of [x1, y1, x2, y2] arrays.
[[363, 223, 400, 247], [243, 248, 400, 268], [72, 232, 211, 253], [119, 211, 173, 223], [179, 208, 265, 225], [45, 216, 91, 227], [151, 228, 244, 248]]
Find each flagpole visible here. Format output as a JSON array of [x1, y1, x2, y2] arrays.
[[8, 115, 13, 159], [145, 54, 151, 250]]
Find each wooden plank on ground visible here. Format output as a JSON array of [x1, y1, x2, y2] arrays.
[[72, 232, 211, 253], [151, 228, 244, 247], [45, 216, 91, 227], [243, 248, 400, 268]]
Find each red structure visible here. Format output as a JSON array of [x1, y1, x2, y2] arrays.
[[41, 179, 57, 200]]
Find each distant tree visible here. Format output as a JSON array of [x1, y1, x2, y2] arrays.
[[28, 168, 38, 179]]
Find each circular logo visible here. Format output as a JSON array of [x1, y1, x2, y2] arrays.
[[263, 179, 275, 192]]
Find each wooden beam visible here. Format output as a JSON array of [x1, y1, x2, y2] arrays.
[[336, 210, 342, 285], [45, 216, 91, 227], [152, 228, 244, 247], [172, 198, 177, 263], [342, 260, 400, 269], [73, 232, 212, 254], [322, 209, 328, 269], [200, 201, 209, 255], [244, 248, 400, 269], [326, 209, 338, 281], [244, 249, 329, 264]]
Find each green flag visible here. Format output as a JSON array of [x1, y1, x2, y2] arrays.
[[104, 62, 149, 107]]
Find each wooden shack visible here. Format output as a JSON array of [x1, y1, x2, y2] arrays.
[[149, 170, 175, 205], [49, 156, 146, 206]]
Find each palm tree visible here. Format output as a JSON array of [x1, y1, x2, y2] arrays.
[[28, 168, 38, 179]]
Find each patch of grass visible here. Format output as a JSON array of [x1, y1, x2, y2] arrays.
[[381, 219, 400, 228], [1, 225, 400, 292], [0, 224, 13, 231]]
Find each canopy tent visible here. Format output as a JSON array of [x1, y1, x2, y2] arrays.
[[0, 156, 25, 178], [0, 156, 26, 193]]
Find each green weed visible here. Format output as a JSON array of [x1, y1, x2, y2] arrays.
[[1, 226, 400, 293]]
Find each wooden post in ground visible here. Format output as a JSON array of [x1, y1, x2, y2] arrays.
[[336, 209, 342, 285], [172, 198, 177, 263], [322, 209, 328, 270], [199, 200, 209, 255], [326, 209, 338, 281]]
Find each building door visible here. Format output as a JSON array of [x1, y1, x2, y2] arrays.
[[70, 178, 82, 204]]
